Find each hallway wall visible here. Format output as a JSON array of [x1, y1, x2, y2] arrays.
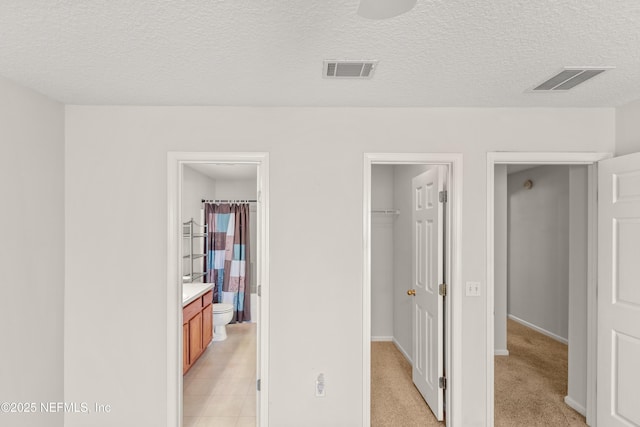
[[64, 106, 614, 426], [507, 165, 570, 341], [616, 98, 640, 155], [0, 76, 64, 427]]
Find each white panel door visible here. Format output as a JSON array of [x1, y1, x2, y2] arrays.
[[598, 152, 640, 427], [411, 167, 445, 421]]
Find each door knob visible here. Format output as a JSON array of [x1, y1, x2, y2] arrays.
[[407, 289, 416, 296]]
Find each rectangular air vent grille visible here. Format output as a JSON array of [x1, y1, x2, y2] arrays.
[[530, 67, 614, 92], [323, 60, 378, 79]]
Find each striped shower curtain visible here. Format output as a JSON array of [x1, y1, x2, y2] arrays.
[[204, 203, 251, 323]]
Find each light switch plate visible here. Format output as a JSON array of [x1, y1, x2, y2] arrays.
[[465, 281, 481, 297]]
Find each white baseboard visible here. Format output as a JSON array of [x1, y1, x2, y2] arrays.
[[371, 336, 393, 342], [564, 395, 586, 416], [494, 349, 510, 356], [392, 338, 413, 364], [508, 314, 568, 345]]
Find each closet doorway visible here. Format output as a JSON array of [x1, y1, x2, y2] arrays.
[[167, 152, 270, 427], [363, 153, 463, 427]]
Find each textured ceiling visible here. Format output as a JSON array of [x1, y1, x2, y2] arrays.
[[1, 1, 640, 107]]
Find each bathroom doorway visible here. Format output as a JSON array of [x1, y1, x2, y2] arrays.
[[363, 153, 463, 427], [167, 152, 269, 427], [182, 163, 258, 426]]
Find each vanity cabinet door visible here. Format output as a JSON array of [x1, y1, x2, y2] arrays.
[[189, 311, 203, 364], [202, 304, 213, 346], [183, 323, 189, 374]]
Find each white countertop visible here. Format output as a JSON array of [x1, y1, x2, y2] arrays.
[[182, 282, 214, 307]]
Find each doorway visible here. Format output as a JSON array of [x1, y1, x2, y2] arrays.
[[486, 152, 610, 427], [494, 164, 589, 425], [182, 163, 258, 426], [370, 164, 446, 424], [363, 153, 463, 426], [167, 152, 270, 427]]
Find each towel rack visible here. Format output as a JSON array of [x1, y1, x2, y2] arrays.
[[183, 218, 208, 283]]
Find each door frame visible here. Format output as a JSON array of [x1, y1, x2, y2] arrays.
[[486, 151, 611, 427], [167, 152, 270, 427], [363, 153, 463, 426]]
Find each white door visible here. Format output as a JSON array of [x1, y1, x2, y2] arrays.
[[411, 167, 445, 421], [597, 152, 640, 427]]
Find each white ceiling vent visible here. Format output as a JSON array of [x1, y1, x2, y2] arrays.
[[323, 60, 378, 79], [529, 67, 614, 92]]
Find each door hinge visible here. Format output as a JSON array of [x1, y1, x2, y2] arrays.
[[439, 377, 447, 389], [439, 191, 447, 203], [439, 283, 447, 297], [258, 285, 262, 297], [257, 379, 261, 391]]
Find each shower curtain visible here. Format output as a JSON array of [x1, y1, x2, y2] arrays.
[[205, 203, 251, 323]]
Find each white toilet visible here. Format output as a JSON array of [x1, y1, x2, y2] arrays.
[[212, 303, 234, 341]]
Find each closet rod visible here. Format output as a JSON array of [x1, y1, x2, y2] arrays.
[[202, 199, 257, 203], [372, 209, 400, 215]]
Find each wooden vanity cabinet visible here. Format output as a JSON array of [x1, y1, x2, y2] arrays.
[[189, 311, 203, 364], [183, 323, 189, 373], [202, 304, 213, 345], [183, 290, 214, 374]]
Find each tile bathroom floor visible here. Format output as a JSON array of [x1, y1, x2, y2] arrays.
[[183, 322, 257, 427]]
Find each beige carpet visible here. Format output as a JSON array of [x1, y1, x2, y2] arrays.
[[372, 320, 587, 426], [371, 342, 443, 426], [495, 319, 587, 426]]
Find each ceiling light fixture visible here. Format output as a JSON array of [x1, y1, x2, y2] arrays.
[[357, 0, 417, 19]]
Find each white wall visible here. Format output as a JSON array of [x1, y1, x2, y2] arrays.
[[616, 99, 640, 155], [182, 166, 216, 280], [182, 165, 216, 226], [392, 164, 430, 357], [63, 106, 614, 426], [507, 165, 570, 341], [371, 165, 395, 339], [214, 178, 256, 200], [567, 165, 589, 413], [0, 76, 64, 426], [494, 165, 508, 354]]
